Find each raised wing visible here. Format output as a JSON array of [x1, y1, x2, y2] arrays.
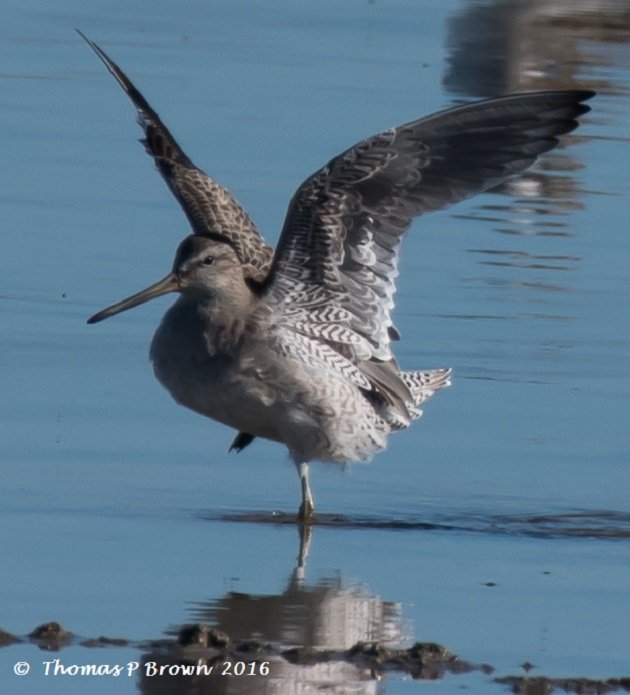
[[265, 90, 594, 363], [78, 31, 273, 283]]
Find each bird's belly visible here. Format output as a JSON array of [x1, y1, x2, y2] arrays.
[[152, 350, 285, 442], [150, 334, 388, 464]]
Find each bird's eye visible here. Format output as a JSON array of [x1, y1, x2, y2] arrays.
[[201, 255, 215, 266]]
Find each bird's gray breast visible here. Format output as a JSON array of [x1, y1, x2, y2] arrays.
[[148, 298, 286, 440]]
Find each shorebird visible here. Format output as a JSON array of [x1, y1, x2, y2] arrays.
[[81, 33, 593, 521]]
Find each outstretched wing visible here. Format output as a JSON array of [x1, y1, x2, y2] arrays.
[[265, 90, 593, 363], [78, 31, 273, 283]]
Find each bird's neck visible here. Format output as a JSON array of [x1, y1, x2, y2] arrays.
[[186, 284, 258, 356]]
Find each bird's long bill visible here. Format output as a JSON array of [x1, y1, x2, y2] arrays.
[[87, 272, 179, 324]]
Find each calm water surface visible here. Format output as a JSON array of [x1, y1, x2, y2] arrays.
[[2, 1, 630, 693]]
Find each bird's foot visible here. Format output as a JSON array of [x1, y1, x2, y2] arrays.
[[297, 499, 314, 524]]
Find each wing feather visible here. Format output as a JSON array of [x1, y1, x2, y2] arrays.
[[78, 31, 273, 283], [265, 90, 594, 363]]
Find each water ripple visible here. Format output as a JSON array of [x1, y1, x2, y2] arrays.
[[208, 509, 630, 539]]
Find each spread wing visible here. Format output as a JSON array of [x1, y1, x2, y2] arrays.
[[265, 90, 593, 365], [78, 31, 273, 283]]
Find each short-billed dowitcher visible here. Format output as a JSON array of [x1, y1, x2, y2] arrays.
[[81, 33, 593, 521]]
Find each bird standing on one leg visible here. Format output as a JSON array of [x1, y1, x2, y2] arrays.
[[81, 33, 593, 522]]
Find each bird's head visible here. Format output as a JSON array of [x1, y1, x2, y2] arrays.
[[87, 234, 245, 324]]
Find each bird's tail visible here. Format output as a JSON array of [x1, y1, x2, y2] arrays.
[[400, 367, 452, 421], [374, 367, 452, 430], [402, 367, 452, 404]]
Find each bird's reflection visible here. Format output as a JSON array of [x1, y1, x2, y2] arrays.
[[116, 505, 630, 694], [191, 531, 402, 651], [136, 524, 471, 694]]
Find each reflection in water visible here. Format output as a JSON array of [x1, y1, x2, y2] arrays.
[[132, 508, 630, 693], [139, 526, 402, 693], [136, 525, 472, 694], [190, 577, 402, 652], [7, 510, 630, 693], [466, 248, 580, 270], [442, 0, 629, 253], [137, 634, 466, 695], [445, 0, 630, 97]]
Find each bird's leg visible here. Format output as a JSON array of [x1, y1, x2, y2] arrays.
[[296, 462, 314, 523], [292, 523, 313, 583]]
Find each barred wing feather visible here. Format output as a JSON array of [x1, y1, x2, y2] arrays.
[[265, 90, 593, 362], [78, 31, 273, 283]]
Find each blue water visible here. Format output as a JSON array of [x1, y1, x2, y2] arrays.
[[2, 1, 630, 693]]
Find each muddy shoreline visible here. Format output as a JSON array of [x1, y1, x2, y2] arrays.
[[4, 621, 629, 693]]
